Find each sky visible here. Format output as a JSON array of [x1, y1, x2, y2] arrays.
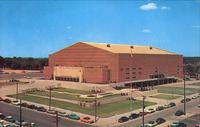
[[0, 0, 200, 57]]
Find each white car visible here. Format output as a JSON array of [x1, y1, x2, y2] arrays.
[[145, 108, 156, 113], [12, 100, 20, 105]]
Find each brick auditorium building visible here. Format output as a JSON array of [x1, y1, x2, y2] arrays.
[[44, 42, 183, 86]]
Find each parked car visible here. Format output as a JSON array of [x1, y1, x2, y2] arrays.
[[3, 99, 11, 103], [168, 121, 186, 127], [58, 112, 68, 117], [164, 104, 171, 109], [80, 116, 94, 124], [5, 116, 15, 123], [67, 113, 80, 120], [0, 97, 3, 101], [28, 104, 37, 110], [175, 110, 184, 116], [129, 113, 139, 120], [118, 116, 129, 123], [138, 112, 149, 116], [47, 110, 56, 114], [156, 106, 164, 111], [31, 123, 38, 127], [21, 102, 29, 108], [0, 113, 5, 119], [140, 123, 156, 127], [156, 117, 166, 124], [12, 100, 20, 105], [37, 107, 47, 112], [180, 98, 191, 103], [145, 108, 155, 113], [192, 96, 198, 99], [169, 102, 176, 107]]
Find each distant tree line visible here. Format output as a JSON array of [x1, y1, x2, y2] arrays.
[[184, 57, 200, 74], [0, 56, 199, 73], [0, 56, 48, 70]]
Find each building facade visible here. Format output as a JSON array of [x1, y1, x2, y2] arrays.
[[44, 42, 183, 84]]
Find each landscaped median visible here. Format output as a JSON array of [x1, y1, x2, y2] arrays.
[[150, 93, 181, 100], [156, 86, 199, 95], [7, 94, 156, 117]]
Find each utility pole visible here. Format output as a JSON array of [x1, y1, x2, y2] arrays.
[[183, 68, 186, 115], [16, 83, 19, 101], [142, 96, 145, 127], [49, 86, 52, 110], [56, 111, 58, 127], [19, 98, 22, 127], [94, 87, 97, 122]]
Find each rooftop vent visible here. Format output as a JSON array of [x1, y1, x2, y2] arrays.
[[149, 46, 153, 50], [107, 44, 111, 47], [130, 46, 134, 49]]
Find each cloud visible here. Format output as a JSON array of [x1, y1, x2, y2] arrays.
[[161, 6, 170, 10], [140, 3, 158, 11], [140, 3, 170, 11], [192, 25, 200, 28], [66, 26, 71, 30], [142, 29, 152, 33]]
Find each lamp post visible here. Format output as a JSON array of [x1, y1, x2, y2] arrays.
[[49, 86, 52, 111], [19, 98, 22, 127], [142, 95, 146, 127], [16, 82, 19, 101], [56, 111, 58, 127], [183, 66, 186, 115], [94, 87, 97, 122]]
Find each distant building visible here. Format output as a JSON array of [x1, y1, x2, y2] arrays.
[[44, 42, 183, 85]]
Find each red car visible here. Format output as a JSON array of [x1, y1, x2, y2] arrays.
[[80, 117, 94, 124], [0, 97, 3, 101], [138, 111, 149, 116]]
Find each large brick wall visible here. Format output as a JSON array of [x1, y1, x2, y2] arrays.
[[118, 54, 183, 82], [45, 42, 119, 83], [44, 42, 183, 84]]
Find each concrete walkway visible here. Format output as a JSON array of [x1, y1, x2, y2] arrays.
[[28, 94, 80, 104]]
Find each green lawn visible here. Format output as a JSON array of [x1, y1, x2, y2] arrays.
[[52, 87, 91, 94], [156, 86, 198, 95], [151, 93, 181, 100], [8, 94, 156, 117]]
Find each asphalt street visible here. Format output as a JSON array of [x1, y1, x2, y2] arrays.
[[0, 98, 199, 127], [0, 102, 93, 127], [117, 98, 200, 127]]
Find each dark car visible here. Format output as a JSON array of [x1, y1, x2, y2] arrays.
[[175, 110, 184, 116], [169, 121, 186, 127], [21, 102, 29, 108], [28, 104, 37, 109], [156, 106, 164, 111], [169, 102, 176, 107], [156, 117, 166, 124], [129, 113, 139, 120], [3, 99, 11, 103], [181, 98, 191, 103], [0, 113, 5, 119], [118, 116, 129, 123], [37, 106, 47, 112]]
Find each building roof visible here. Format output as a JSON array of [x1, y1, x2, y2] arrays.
[[81, 42, 177, 55]]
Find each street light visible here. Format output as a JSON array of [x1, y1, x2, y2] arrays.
[[142, 96, 146, 127], [16, 82, 19, 101], [94, 87, 98, 122], [47, 85, 54, 111], [183, 66, 186, 115]]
